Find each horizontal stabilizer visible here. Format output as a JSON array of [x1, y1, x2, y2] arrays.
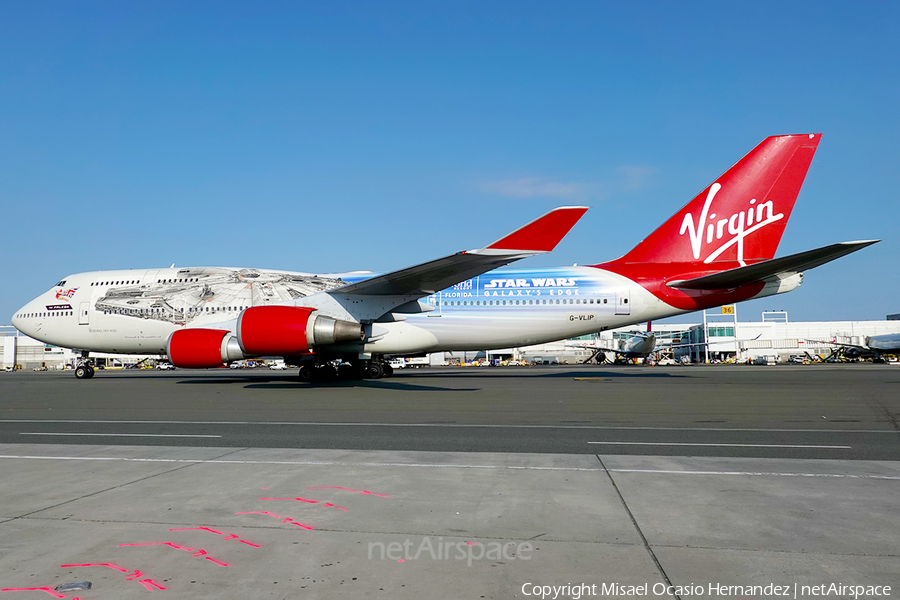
[[667, 240, 879, 290], [334, 207, 588, 297]]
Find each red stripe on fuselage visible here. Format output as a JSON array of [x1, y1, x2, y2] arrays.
[[591, 262, 765, 311]]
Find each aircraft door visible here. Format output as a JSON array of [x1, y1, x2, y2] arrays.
[[615, 290, 631, 315], [78, 301, 90, 325], [141, 270, 160, 286]]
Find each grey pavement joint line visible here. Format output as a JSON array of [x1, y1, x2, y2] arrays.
[[597, 455, 680, 600], [6, 447, 250, 521], [2, 454, 900, 480], [0, 454, 601, 471], [643, 543, 900, 558], [609, 469, 900, 480]]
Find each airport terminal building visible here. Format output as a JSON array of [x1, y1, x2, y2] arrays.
[[513, 310, 900, 365]]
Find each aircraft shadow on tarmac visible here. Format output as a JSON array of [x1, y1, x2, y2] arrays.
[[246, 381, 475, 391], [174, 376, 473, 392]]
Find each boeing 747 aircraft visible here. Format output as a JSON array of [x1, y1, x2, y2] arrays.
[[12, 134, 878, 380]]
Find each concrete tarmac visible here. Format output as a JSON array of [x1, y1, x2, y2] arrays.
[[1, 365, 898, 599]]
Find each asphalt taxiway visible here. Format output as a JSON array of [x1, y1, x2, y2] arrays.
[[1, 365, 898, 459], [1, 365, 898, 598]]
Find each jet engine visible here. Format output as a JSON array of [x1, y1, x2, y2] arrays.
[[167, 328, 246, 368], [166, 306, 364, 369], [237, 306, 364, 355]]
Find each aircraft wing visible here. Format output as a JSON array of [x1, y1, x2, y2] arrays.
[[568, 343, 621, 354], [664, 334, 762, 349], [333, 207, 588, 297], [667, 240, 879, 290], [803, 338, 866, 350]]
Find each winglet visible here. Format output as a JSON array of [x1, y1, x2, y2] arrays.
[[485, 206, 589, 252]]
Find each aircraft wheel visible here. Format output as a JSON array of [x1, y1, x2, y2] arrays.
[[75, 366, 90, 379], [298, 364, 314, 382], [86, 366, 95, 378], [365, 362, 384, 379], [383, 364, 394, 377]]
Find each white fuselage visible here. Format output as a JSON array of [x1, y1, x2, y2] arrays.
[[12, 264, 784, 358]]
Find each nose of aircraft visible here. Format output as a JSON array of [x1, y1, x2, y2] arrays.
[[12, 301, 29, 329], [11, 297, 42, 335]]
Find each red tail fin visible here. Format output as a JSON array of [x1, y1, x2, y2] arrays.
[[614, 134, 821, 267]]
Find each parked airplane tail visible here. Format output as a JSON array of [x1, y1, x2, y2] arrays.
[[610, 134, 821, 268], [592, 133, 875, 312]]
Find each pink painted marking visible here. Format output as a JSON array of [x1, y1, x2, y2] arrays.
[[397, 559, 405, 563], [321, 503, 349, 512], [466, 542, 476, 545], [239, 540, 262, 548], [168, 526, 259, 547], [259, 497, 318, 503], [138, 580, 166, 591], [235, 509, 313, 529], [124, 570, 144, 580], [306, 487, 390, 498], [235, 511, 281, 518], [0, 589, 66, 599], [168, 527, 223, 535], [118, 542, 195, 551], [118, 541, 229, 566], [60, 563, 129, 572]]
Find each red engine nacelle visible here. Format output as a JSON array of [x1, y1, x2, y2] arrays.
[[236, 306, 363, 356], [166, 307, 363, 369], [167, 328, 245, 368]]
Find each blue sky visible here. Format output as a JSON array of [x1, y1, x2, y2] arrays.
[[2, 1, 898, 325]]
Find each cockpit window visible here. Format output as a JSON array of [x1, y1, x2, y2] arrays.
[[55, 280, 66, 286]]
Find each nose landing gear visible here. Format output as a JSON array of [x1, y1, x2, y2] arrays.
[[74, 352, 95, 379], [74, 365, 95, 379]]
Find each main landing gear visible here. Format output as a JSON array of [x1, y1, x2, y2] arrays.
[[364, 360, 393, 379], [74, 352, 95, 379], [296, 357, 394, 383]]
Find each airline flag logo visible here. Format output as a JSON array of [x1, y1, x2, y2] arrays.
[[678, 183, 784, 266], [55, 287, 78, 300]]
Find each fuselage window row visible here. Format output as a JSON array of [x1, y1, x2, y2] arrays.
[[439, 297, 608, 307]]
